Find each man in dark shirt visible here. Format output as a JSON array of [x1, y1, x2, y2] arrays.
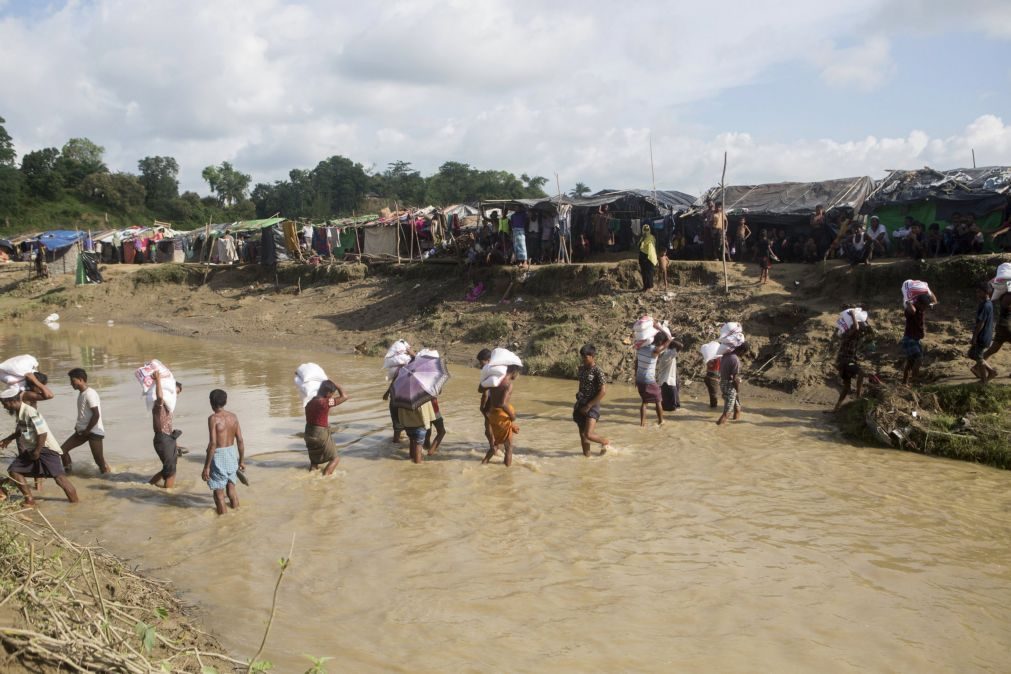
[[969, 283, 997, 383], [901, 292, 936, 385]]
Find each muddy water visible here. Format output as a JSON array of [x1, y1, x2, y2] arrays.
[[3, 323, 1011, 672]]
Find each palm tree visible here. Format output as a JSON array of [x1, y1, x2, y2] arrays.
[[569, 182, 591, 197]]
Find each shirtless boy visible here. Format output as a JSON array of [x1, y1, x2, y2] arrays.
[[201, 389, 246, 515], [482, 365, 521, 467]]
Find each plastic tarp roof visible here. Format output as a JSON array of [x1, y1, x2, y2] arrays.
[[582, 188, 696, 211], [32, 230, 86, 251], [0, 238, 12, 251], [861, 166, 1011, 213], [698, 176, 874, 216], [482, 189, 697, 213]]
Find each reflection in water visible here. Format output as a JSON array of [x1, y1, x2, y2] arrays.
[[2, 323, 1011, 672]]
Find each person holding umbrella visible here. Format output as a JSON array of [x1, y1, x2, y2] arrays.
[[304, 379, 350, 475], [390, 350, 450, 464]]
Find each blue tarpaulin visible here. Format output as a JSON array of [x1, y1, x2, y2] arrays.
[[33, 230, 86, 251]]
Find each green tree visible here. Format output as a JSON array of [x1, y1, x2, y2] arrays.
[[21, 147, 64, 198], [78, 171, 146, 210], [308, 155, 370, 217], [520, 174, 549, 197], [55, 137, 107, 187], [0, 166, 22, 217], [202, 161, 251, 206], [0, 117, 21, 216], [137, 156, 180, 212], [0, 116, 16, 167], [569, 182, 591, 197]]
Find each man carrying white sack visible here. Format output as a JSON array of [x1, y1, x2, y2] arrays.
[[148, 370, 184, 489], [1, 387, 79, 506]]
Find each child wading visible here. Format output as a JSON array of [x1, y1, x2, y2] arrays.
[[202, 389, 245, 515], [303, 379, 349, 475], [483, 365, 521, 467], [573, 344, 609, 456]]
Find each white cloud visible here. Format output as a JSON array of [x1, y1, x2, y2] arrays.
[[0, 0, 1009, 201], [816, 36, 894, 92]]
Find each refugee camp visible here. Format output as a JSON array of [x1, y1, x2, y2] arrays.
[[1, 2, 1010, 673]]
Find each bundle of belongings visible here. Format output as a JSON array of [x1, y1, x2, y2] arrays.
[[294, 362, 329, 409], [135, 359, 177, 412], [480, 348, 523, 388]]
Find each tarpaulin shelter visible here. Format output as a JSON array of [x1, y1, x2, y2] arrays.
[[28, 230, 87, 275], [697, 176, 875, 227], [861, 166, 1011, 232]]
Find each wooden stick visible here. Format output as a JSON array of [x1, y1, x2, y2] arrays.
[[720, 151, 729, 294]]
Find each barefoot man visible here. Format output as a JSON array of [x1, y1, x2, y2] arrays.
[[148, 371, 183, 488], [1, 387, 78, 505], [716, 343, 745, 426], [201, 389, 245, 515], [482, 365, 521, 467]]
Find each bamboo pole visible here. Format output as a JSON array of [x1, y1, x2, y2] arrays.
[[720, 151, 729, 294], [395, 201, 401, 264], [555, 172, 570, 264]]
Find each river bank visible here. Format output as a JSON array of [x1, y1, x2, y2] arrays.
[[0, 503, 242, 673], [3, 254, 1009, 401]]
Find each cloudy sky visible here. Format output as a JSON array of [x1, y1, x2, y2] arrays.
[[2, 0, 1011, 197]]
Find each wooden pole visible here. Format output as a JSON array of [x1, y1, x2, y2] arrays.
[[395, 201, 401, 264], [972, 148, 977, 169], [720, 151, 729, 294], [649, 133, 659, 212]]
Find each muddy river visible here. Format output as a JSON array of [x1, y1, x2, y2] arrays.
[[2, 323, 1010, 672]]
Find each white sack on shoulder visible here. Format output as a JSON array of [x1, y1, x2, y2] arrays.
[[294, 362, 329, 408], [480, 364, 508, 389], [487, 348, 522, 368], [901, 279, 931, 305], [719, 322, 742, 339], [0, 355, 39, 385], [836, 308, 869, 335], [700, 341, 722, 363]]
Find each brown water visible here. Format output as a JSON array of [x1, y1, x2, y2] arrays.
[[3, 323, 1011, 672]]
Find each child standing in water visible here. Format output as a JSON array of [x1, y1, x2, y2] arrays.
[[483, 365, 521, 467], [202, 389, 245, 515], [573, 344, 609, 457]]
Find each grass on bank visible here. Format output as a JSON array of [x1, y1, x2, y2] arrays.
[[839, 383, 1011, 469]]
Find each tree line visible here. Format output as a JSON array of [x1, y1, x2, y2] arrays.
[[0, 116, 555, 231]]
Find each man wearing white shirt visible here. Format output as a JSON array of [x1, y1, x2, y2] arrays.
[[60, 368, 111, 473]]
